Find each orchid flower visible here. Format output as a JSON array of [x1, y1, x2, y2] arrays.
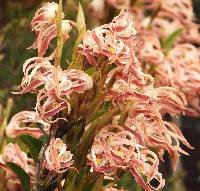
[[32, 20, 74, 58], [45, 138, 74, 173], [144, 0, 193, 24], [151, 16, 183, 38], [141, 32, 164, 64], [127, 102, 192, 169], [16, 56, 93, 120], [129, 149, 165, 191], [106, 0, 131, 9], [154, 86, 187, 116], [182, 22, 200, 45], [88, 125, 142, 175], [35, 68, 93, 120], [16, 57, 54, 94], [88, 125, 165, 190], [36, 91, 71, 120], [31, 2, 62, 32], [30, 2, 75, 59], [79, 10, 141, 71], [155, 44, 200, 116], [0, 143, 35, 190], [6, 111, 50, 138], [160, 0, 193, 24]]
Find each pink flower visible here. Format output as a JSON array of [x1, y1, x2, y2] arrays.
[[19, 57, 93, 96], [44, 69, 93, 96], [36, 91, 71, 120], [141, 32, 164, 64], [6, 111, 50, 138], [154, 87, 187, 116], [35, 68, 93, 119], [106, 77, 150, 106], [79, 10, 141, 71], [45, 138, 73, 172], [106, 67, 156, 107], [32, 20, 74, 58], [16, 57, 93, 120], [89, 0, 106, 20], [16, 57, 54, 94], [129, 150, 165, 191], [30, 2, 75, 59], [127, 102, 192, 169], [31, 2, 62, 32], [155, 44, 200, 116], [182, 22, 200, 45], [88, 125, 141, 175], [0, 143, 35, 190], [106, 0, 131, 9], [160, 0, 193, 24], [88, 125, 165, 190], [144, 0, 193, 24], [151, 15, 183, 38]]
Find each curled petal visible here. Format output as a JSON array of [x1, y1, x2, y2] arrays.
[[34, 20, 73, 58], [45, 138, 74, 172], [79, 10, 141, 70], [6, 111, 50, 138], [142, 32, 164, 64], [15, 57, 53, 94], [155, 87, 187, 116], [31, 2, 62, 31], [0, 143, 35, 190]]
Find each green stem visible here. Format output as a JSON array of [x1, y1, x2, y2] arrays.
[[91, 175, 104, 191], [118, 101, 134, 126], [55, 0, 63, 67]]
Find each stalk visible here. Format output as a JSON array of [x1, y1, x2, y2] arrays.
[[55, 0, 63, 67]]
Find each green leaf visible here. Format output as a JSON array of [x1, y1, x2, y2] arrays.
[[6, 162, 30, 191], [19, 134, 44, 162], [85, 67, 96, 76], [162, 29, 183, 50], [91, 176, 104, 191], [76, 3, 86, 33], [70, 3, 86, 69]]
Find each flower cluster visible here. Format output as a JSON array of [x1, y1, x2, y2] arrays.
[[80, 10, 141, 70], [13, 3, 93, 124], [83, 10, 192, 191], [155, 44, 200, 116], [140, 0, 200, 116], [144, 0, 199, 44], [101, 0, 199, 117], [0, 1, 194, 191], [1, 2, 91, 188]]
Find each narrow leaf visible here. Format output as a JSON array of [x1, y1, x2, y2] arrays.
[[19, 134, 44, 162], [70, 3, 86, 69], [76, 3, 86, 33], [162, 29, 183, 50], [91, 176, 104, 191], [85, 67, 96, 76], [6, 162, 30, 191]]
